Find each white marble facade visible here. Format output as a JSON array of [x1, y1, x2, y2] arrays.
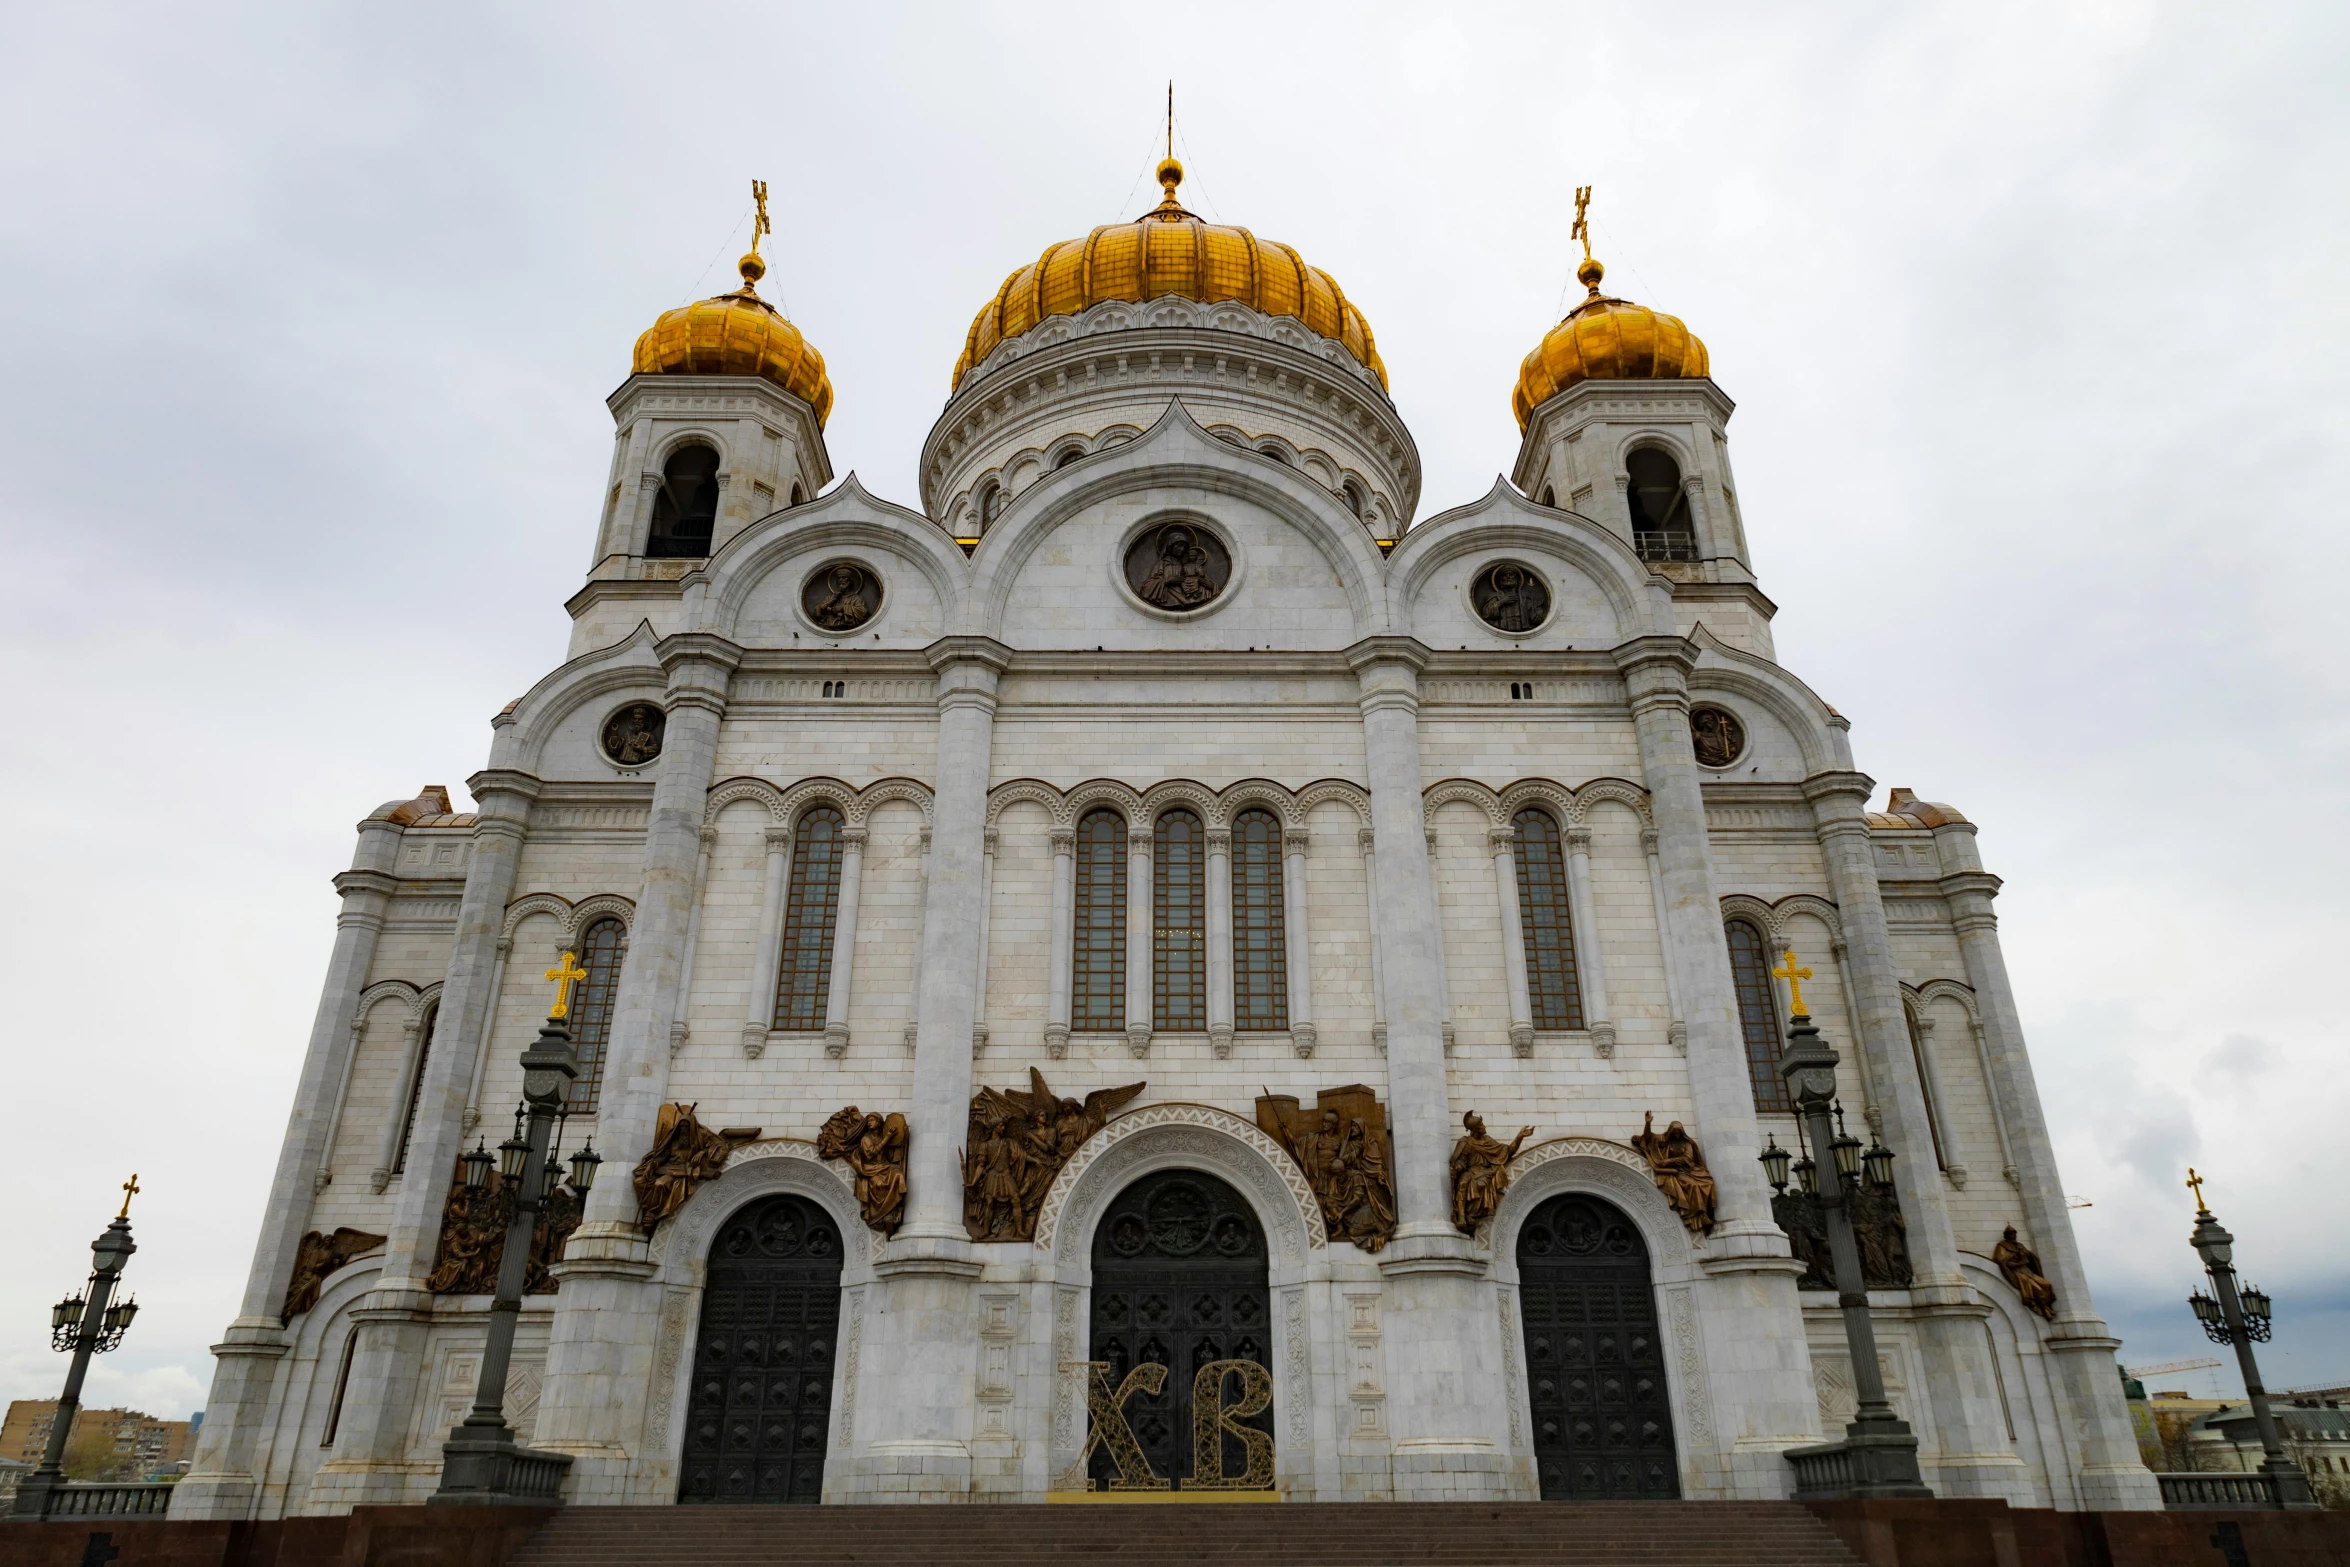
[[173, 257, 2159, 1519]]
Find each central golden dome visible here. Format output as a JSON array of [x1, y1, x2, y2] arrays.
[[953, 159, 1385, 392]]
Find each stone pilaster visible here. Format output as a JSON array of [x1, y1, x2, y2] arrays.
[[1281, 827, 1316, 1057], [1563, 824, 1616, 1056], [822, 825, 869, 1058], [1804, 771, 2021, 1497], [1932, 824, 2158, 1508], [1612, 636, 1817, 1498], [742, 823, 793, 1057], [535, 633, 739, 1502], [835, 636, 1010, 1501], [1488, 825, 1536, 1057], [171, 813, 404, 1520], [1346, 637, 1518, 1501], [306, 769, 541, 1510], [1124, 825, 1153, 1056], [1205, 826, 1235, 1057], [1044, 826, 1075, 1057]]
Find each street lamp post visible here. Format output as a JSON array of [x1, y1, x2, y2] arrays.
[[2183, 1169, 2317, 1509], [1765, 952, 1932, 1500], [9, 1178, 144, 1521], [430, 953, 600, 1507]]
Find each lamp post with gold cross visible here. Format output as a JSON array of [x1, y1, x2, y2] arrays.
[[2183, 1169, 2318, 1508], [9, 1178, 145, 1519], [431, 954, 596, 1507], [1765, 948, 1933, 1500]]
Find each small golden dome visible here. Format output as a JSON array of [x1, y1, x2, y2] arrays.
[[952, 158, 1385, 393], [633, 253, 833, 425], [1512, 255, 1708, 430]]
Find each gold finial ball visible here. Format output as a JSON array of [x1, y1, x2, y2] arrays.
[[1577, 256, 1605, 289], [738, 250, 767, 286], [1157, 156, 1184, 190]]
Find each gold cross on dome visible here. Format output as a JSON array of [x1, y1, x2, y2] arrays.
[[1773, 948, 1813, 1016], [117, 1173, 141, 1219], [749, 179, 770, 256], [2186, 1167, 2208, 1211], [545, 950, 589, 1020], [1572, 185, 1594, 261]]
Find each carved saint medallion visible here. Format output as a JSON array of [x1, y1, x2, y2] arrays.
[[1124, 521, 1231, 611], [1690, 705, 1745, 767], [601, 701, 667, 766], [1471, 561, 1552, 633], [803, 560, 881, 631]]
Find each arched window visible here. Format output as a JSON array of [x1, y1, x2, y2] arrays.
[[1724, 918, 1792, 1113], [1154, 809, 1207, 1031], [1626, 448, 1696, 563], [978, 482, 1002, 532], [1072, 810, 1127, 1032], [789, 482, 805, 507], [1905, 1005, 1949, 1169], [1512, 809, 1585, 1030], [773, 806, 846, 1031], [648, 444, 721, 558], [1053, 444, 1083, 470], [567, 918, 627, 1112], [1231, 810, 1289, 1031], [1258, 443, 1292, 466], [1540, 486, 1555, 508], [1341, 481, 1365, 519], [390, 1002, 437, 1175]]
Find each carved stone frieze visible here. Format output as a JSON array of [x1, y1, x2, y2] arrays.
[[280, 1227, 385, 1321], [1256, 1085, 1395, 1252], [426, 1162, 582, 1296], [963, 1068, 1144, 1242], [1772, 1184, 1913, 1291], [633, 1103, 762, 1231], [816, 1105, 909, 1235]]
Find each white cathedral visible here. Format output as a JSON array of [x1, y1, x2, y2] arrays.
[[174, 163, 2157, 1517]]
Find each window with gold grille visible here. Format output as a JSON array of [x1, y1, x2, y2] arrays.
[[1725, 918, 1792, 1112], [566, 918, 627, 1113], [1154, 810, 1207, 1031], [1073, 810, 1127, 1032], [1512, 809, 1585, 1030], [773, 807, 845, 1032], [1232, 810, 1289, 1031]]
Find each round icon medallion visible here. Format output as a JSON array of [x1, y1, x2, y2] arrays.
[[602, 702, 667, 766], [1123, 521, 1231, 611], [802, 560, 881, 632], [1471, 561, 1552, 633], [1690, 705, 1746, 768]]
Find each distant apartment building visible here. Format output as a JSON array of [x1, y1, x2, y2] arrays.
[[0, 1402, 195, 1481]]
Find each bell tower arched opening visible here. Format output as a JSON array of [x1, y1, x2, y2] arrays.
[[1516, 1191, 1679, 1499], [678, 1192, 845, 1504]]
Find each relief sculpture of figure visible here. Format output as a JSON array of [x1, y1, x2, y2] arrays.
[[1631, 1110, 1718, 1235], [280, 1227, 386, 1322], [1134, 526, 1218, 609], [817, 1105, 910, 1235], [632, 1103, 761, 1231], [963, 1069, 1145, 1242], [1473, 562, 1550, 632], [808, 562, 874, 630], [1991, 1224, 2059, 1320], [1449, 1110, 1533, 1234], [1256, 1086, 1396, 1252]]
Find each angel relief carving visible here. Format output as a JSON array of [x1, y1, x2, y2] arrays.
[[962, 1069, 1145, 1242], [818, 1105, 909, 1235], [1256, 1085, 1396, 1252]]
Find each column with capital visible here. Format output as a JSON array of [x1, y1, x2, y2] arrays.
[[1562, 824, 1615, 1056], [1345, 638, 1516, 1500], [302, 769, 543, 1511], [172, 807, 408, 1519], [837, 637, 1011, 1500], [534, 633, 740, 1503], [1206, 825, 1234, 1056], [1610, 636, 1818, 1498], [1280, 826, 1316, 1056], [741, 823, 794, 1056], [1929, 818, 2158, 1507], [821, 824, 869, 1058], [1803, 769, 2020, 1496], [1044, 825, 1075, 1057], [1124, 824, 1153, 1057], [1486, 824, 1536, 1056]]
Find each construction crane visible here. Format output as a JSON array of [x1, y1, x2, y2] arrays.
[[2127, 1357, 2223, 1378]]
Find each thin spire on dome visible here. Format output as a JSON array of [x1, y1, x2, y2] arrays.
[[737, 178, 772, 293], [1571, 184, 1605, 299], [1151, 82, 1192, 221]]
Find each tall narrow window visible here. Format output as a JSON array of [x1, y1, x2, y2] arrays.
[[1512, 809, 1585, 1030], [773, 806, 846, 1032], [1626, 448, 1696, 562], [1231, 810, 1289, 1031], [1725, 918, 1792, 1112], [647, 444, 721, 558], [567, 918, 627, 1113], [321, 1329, 358, 1448], [1906, 1006, 1949, 1168], [1072, 810, 1127, 1032], [390, 1003, 438, 1175], [1154, 810, 1207, 1031]]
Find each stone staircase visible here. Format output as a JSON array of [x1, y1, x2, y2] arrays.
[[510, 1501, 1867, 1566]]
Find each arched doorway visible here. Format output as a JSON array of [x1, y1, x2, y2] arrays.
[[678, 1193, 845, 1503], [1516, 1191, 1679, 1499], [1088, 1168, 1272, 1488]]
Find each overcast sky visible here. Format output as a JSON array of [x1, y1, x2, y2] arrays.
[[2, 3, 2343, 1422]]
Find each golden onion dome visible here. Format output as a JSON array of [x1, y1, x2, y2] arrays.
[[632, 248, 833, 425], [952, 158, 1385, 393], [1512, 255, 1708, 430]]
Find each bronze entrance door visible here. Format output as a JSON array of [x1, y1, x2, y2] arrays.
[[1516, 1192, 1680, 1499], [1087, 1169, 1273, 1487], [678, 1193, 844, 1503]]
